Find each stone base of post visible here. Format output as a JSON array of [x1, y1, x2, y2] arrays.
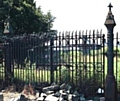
[[105, 74, 117, 101]]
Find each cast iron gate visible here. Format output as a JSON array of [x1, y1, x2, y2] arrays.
[[0, 30, 107, 96], [1, 30, 120, 97]]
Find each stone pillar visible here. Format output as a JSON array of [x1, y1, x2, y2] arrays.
[[104, 3, 117, 101]]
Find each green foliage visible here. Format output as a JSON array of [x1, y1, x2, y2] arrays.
[[0, 0, 55, 35], [60, 66, 70, 83]]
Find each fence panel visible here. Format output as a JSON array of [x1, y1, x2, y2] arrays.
[[0, 30, 116, 96]]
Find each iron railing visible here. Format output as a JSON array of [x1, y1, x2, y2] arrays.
[[0, 30, 120, 97]]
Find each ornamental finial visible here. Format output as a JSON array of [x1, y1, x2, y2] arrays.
[[108, 3, 113, 11]]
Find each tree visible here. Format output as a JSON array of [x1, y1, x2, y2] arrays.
[[0, 0, 56, 68], [0, 0, 55, 35]]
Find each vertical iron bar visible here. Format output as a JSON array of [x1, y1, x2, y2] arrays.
[[79, 31, 82, 87], [93, 30, 95, 83], [71, 31, 74, 84], [102, 34, 105, 90], [116, 32, 118, 91], [89, 31, 92, 83], [43, 42, 45, 83], [46, 40, 49, 83], [58, 32, 63, 83], [75, 31, 78, 86], [50, 37, 54, 84], [82, 31, 84, 84]]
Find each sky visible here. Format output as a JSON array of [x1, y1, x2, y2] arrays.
[[35, 0, 120, 34]]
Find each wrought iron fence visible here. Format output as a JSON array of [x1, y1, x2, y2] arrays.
[[0, 31, 103, 92], [0, 30, 120, 96]]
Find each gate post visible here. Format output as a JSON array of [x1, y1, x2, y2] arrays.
[[3, 16, 13, 86], [104, 3, 117, 101], [4, 42, 12, 86]]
